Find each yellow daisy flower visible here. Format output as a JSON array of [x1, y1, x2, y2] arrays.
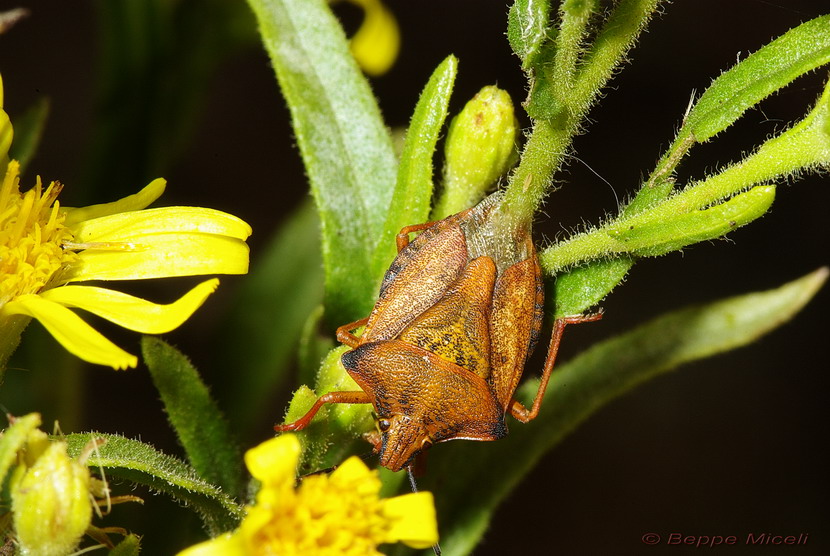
[[0, 75, 250, 370], [178, 434, 439, 556]]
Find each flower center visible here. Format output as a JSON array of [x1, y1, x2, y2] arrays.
[[0, 161, 77, 307]]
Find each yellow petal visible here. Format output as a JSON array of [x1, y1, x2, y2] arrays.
[[39, 279, 219, 334], [329, 454, 376, 487], [2, 295, 137, 369], [69, 206, 252, 242], [381, 491, 439, 549], [245, 435, 300, 486], [348, 0, 400, 76], [66, 233, 249, 281], [177, 531, 248, 556], [63, 179, 167, 225], [0, 109, 11, 163]]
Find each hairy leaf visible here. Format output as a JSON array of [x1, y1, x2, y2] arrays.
[[65, 433, 244, 535], [248, 0, 397, 322]]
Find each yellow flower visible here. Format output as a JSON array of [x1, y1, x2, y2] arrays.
[[178, 434, 438, 556], [338, 0, 400, 76], [0, 75, 250, 370]]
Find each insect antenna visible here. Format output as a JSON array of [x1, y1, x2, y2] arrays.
[[406, 465, 442, 556], [297, 450, 378, 482]]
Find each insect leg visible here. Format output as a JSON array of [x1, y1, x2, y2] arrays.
[[274, 390, 372, 432], [508, 312, 603, 423], [336, 317, 370, 347], [396, 221, 437, 251]]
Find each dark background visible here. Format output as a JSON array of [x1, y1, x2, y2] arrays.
[[1, 1, 828, 554]]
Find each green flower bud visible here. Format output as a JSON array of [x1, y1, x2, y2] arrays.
[[11, 439, 92, 556], [434, 85, 519, 219]]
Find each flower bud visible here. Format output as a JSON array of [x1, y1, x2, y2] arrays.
[[434, 86, 519, 219], [11, 440, 92, 556]]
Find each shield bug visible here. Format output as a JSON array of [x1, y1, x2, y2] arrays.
[[276, 192, 600, 471]]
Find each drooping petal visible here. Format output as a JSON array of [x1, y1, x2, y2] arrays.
[[244, 434, 300, 488], [380, 491, 439, 549], [62, 179, 167, 225], [348, 0, 400, 76], [2, 294, 137, 369], [66, 233, 250, 281], [39, 279, 219, 333], [177, 532, 247, 556], [69, 206, 252, 242]]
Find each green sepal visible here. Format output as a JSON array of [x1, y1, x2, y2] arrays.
[[109, 534, 141, 556], [142, 337, 243, 499], [64, 433, 244, 536], [0, 413, 41, 487]]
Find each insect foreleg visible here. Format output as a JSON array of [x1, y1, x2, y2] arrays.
[[274, 391, 372, 432]]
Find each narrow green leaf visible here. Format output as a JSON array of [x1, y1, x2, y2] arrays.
[[507, 0, 552, 69], [0, 413, 41, 486], [686, 15, 830, 142], [552, 256, 633, 317], [8, 97, 49, 174], [248, 0, 398, 322], [371, 55, 457, 279], [610, 185, 776, 256], [421, 267, 827, 556], [64, 433, 244, 535], [142, 337, 243, 499], [220, 202, 323, 434]]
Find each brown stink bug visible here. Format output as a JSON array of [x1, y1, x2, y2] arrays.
[[276, 192, 600, 471]]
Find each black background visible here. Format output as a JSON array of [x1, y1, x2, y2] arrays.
[[0, 1, 828, 554]]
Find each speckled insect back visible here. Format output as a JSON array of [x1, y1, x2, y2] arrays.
[[276, 191, 600, 471]]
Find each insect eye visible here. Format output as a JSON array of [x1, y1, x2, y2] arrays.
[[378, 419, 391, 432]]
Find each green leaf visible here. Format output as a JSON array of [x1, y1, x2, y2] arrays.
[[609, 185, 776, 256], [552, 256, 633, 317], [8, 97, 49, 174], [64, 433, 244, 535], [371, 55, 457, 279], [220, 202, 324, 434], [419, 267, 827, 556], [685, 15, 830, 142], [507, 0, 552, 69], [248, 0, 398, 322], [0, 413, 41, 486], [142, 337, 243, 499]]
